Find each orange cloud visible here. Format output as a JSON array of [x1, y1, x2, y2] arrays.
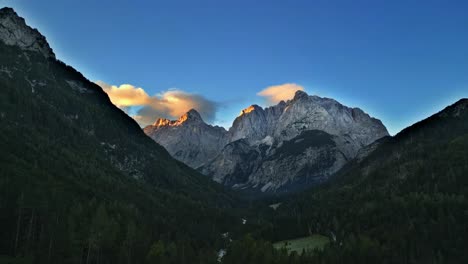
[[257, 83, 305, 104], [156, 90, 209, 118], [96, 81, 150, 107], [96, 81, 217, 126]]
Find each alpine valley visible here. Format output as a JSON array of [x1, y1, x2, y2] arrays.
[[1, 6, 468, 264]]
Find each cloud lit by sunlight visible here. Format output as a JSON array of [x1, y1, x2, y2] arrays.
[[257, 83, 305, 105], [96, 81, 150, 107], [96, 81, 217, 126]]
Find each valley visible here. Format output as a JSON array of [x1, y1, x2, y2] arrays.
[[1, 5, 468, 264]]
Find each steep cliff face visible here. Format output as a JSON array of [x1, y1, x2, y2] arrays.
[[0, 8, 55, 58], [274, 91, 387, 148], [146, 90, 389, 193], [203, 130, 349, 193], [144, 109, 228, 168], [229, 91, 387, 153]]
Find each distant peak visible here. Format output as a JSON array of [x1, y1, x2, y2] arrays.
[[0, 7, 55, 58], [152, 109, 205, 127], [239, 105, 262, 116], [153, 118, 171, 127], [178, 109, 203, 123], [186, 108, 202, 119], [0, 7, 15, 15], [293, 90, 309, 100]]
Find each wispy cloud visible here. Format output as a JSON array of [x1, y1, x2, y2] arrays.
[[257, 83, 305, 105], [96, 81, 217, 126]]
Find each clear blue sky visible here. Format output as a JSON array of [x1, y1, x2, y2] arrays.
[[2, 0, 467, 134]]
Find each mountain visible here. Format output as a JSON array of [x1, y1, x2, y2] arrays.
[[228, 90, 387, 147], [146, 90, 388, 193], [144, 109, 228, 168], [258, 98, 468, 262], [0, 7, 243, 263]]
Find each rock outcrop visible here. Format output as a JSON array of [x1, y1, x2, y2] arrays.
[[0, 7, 55, 58]]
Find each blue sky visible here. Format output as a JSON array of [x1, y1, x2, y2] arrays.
[[2, 0, 468, 134]]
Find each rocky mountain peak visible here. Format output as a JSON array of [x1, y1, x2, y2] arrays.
[[293, 90, 309, 100], [153, 118, 171, 127], [184, 108, 203, 121], [239, 105, 263, 116], [0, 7, 55, 58], [0, 7, 14, 15], [144, 109, 228, 168], [151, 109, 204, 128], [175, 109, 203, 125]]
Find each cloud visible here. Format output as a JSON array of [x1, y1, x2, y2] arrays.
[[153, 90, 217, 121], [96, 81, 217, 126], [96, 81, 151, 107], [257, 83, 305, 104]]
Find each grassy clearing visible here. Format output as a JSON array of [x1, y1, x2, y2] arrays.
[[273, 234, 330, 254]]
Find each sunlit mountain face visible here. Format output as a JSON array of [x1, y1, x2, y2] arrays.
[[239, 105, 260, 116], [152, 109, 204, 127], [1, 2, 468, 264]]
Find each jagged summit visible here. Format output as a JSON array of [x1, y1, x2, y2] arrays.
[[182, 108, 203, 122], [0, 7, 15, 14], [151, 109, 205, 127], [153, 118, 171, 126], [239, 104, 263, 116], [0, 7, 55, 58], [293, 89, 308, 100], [144, 109, 228, 168]]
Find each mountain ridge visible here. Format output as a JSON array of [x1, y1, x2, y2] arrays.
[[146, 90, 389, 192], [0, 8, 243, 263]]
